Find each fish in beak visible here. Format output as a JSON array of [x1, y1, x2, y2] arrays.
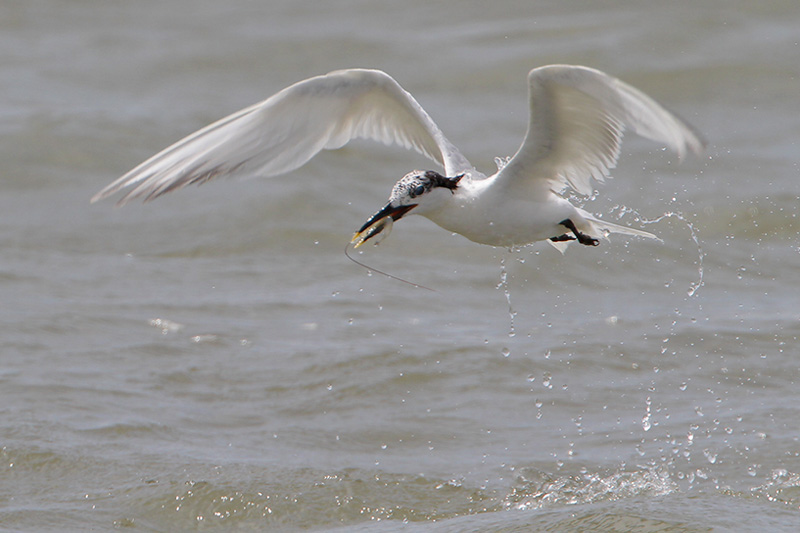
[[350, 203, 417, 248]]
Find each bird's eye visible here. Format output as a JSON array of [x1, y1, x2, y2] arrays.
[[412, 184, 425, 198]]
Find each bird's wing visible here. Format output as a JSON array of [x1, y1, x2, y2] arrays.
[[92, 69, 472, 205], [496, 65, 704, 196]]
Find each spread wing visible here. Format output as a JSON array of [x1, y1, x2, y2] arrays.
[[92, 68, 472, 205], [496, 65, 704, 195]]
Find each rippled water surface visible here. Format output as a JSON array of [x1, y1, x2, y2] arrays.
[[2, 1, 800, 531]]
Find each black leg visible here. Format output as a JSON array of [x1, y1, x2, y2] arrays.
[[550, 234, 576, 242], [559, 218, 599, 246]]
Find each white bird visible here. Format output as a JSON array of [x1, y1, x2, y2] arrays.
[[92, 66, 704, 252]]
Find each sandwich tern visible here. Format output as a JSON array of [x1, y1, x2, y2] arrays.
[[92, 65, 703, 252]]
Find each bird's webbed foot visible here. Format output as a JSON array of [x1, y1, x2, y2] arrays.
[[559, 219, 599, 247]]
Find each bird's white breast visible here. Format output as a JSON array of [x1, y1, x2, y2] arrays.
[[420, 176, 577, 247]]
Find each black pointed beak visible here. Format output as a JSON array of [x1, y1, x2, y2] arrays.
[[356, 203, 417, 234], [351, 203, 417, 248]]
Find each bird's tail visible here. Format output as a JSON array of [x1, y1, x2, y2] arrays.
[[547, 212, 659, 253], [587, 216, 659, 241]]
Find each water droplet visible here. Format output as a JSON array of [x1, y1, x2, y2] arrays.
[[703, 449, 717, 464], [501, 347, 511, 358]]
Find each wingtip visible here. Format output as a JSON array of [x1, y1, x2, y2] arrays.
[[675, 135, 706, 164], [90, 186, 123, 205], [90, 186, 135, 207], [683, 122, 708, 160]]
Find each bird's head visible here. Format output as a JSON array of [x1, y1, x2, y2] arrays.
[[351, 170, 463, 248]]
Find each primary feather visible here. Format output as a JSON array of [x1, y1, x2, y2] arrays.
[[498, 65, 704, 196], [91, 69, 472, 205]]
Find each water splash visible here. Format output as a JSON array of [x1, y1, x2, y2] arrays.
[[496, 255, 517, 339], [494, 155, 512, 171], [641, 396, 653, 431], [611, 205, 705, 296], [505, 464, 677, 511], [702, 448, 718, 464], [149, 318, 184, 335], [750, 469, 800, 507]]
